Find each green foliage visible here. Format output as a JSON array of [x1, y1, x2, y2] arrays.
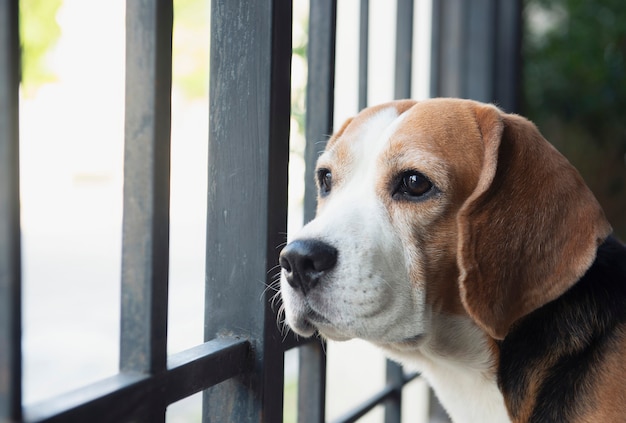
[[524, 0, 626, 140], [523, 0, 626, 237], [173, 0, 210, 99], [19, 0, 63, 95]]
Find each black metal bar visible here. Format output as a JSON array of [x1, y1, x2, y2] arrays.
[[429, 0, 441, 98], [263, 1, 293, 421], [430, 0, 464, 98], [282, 333, 312, 351], [358, 0, 369, 110], [494, 0, 522, 112], [297, 341, 326, 423], [298, 2, 337, 423], [24, 338, 250, 423], [203, 0, 291, 421], [384, 361, 403, 423], [120, 0, 173, 378], [165, 338, 251, 404], [331, 372, 419, 423], [428, 388, 451, 423], [465, 0, 496, 103], [304, 0, 337, 223], [394, 0, 414, 100], [431, 0, 521, 110], [0, 1, 22, 421]]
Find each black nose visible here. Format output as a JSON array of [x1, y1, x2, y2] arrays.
[[279, 239, 338, 293]]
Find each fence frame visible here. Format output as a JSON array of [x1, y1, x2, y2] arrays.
[[0, 0, 521, 421]]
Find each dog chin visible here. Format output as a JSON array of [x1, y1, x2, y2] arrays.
[[286, 315, 316, 338], [287, 314, 352, 342], [315, 326, 352, 342]]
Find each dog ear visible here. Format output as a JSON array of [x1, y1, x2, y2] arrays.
[[457, 104, 612, 340]]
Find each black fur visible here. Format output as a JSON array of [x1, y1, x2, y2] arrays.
[[498, 236, 626, 422]]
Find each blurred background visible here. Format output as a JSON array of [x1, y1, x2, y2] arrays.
[[523, 0, 626, 238], [17, 0, 625, 422]]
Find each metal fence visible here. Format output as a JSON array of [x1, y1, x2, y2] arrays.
[[0, 0, 521, 422]]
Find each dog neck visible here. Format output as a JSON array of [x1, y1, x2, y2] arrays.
[[379, 315, 511, 423]]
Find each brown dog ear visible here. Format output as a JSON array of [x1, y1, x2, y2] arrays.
[[457, 104, 612, 340]]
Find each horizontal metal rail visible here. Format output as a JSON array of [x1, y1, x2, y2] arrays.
[[24, 338, 250, 423], [331, 372, 420, 423]]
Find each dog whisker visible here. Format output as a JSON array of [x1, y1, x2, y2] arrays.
[[267, 263, 283, 275], [260, 276, 283, 303]]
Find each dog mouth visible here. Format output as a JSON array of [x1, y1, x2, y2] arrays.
[[288, 302, 353, 340], [296, 304, 332, 336], [304, 304, 331, 325], [288, 300, 427, 346]]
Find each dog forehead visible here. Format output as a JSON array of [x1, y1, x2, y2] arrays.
[[393, 99, 485, 158], [322, 104, 409, 163], [323, 99, 484, 165], [320, 101, 485, 203]]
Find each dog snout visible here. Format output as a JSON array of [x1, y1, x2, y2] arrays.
[[280, 239, 338, 293]]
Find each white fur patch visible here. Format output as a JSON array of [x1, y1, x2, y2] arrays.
[[383, 316, 510, 423], [282, 107, 426, 343]]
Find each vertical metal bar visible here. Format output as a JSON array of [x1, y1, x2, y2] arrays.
[[431, 0, 521, 110], [304, 0, 337, 223], [203, 0, 291, 421], [494, 0, 522, 112], [120, 0, 173, 382], [394, 0, 414, 100], [429, 0, 441, 98], [465, 0, 496, 103], [0, 1, 22, 421], [383, 362, 403, 423], [358, 0, 369, 110], [298, 2, 337, 423], [263, 2, 292, 420], [428, 388, 451, 423], [297, 341, 326, 423], [430, 0, 465, 98]]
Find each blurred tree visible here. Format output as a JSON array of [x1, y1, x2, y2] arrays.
[[523, 0, 626, 238], [19, 0, 63, 96]]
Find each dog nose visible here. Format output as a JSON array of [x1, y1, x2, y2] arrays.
[[279, 239, 338, 293]]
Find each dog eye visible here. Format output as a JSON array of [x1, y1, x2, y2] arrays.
[[395, 171, 434, 200], [317, 169, 332, 196]]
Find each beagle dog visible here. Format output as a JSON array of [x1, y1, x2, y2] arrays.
[[279, 98, 626, 422]]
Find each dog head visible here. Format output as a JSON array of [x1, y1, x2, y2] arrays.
[[279, 98, 611, 346]]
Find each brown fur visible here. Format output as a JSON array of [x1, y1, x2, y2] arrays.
[[590, 330, 626, 421], [457, 102, 611, 339], [283, 98, 619, 422]]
